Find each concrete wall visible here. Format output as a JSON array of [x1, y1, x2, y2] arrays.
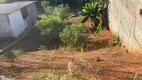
[[0, 14, 13, 38], [108, 0, 142, 53], [26, 2, 38, 25], [0, 2, 38, 38]]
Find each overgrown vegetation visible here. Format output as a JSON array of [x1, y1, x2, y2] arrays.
[[60, 23, 86, 48], [36, 1, 87, 49], [36, 16, 66, 39], [41, 1, 71, 20]]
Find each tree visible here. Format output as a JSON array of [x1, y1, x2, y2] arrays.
[[80, 0, 109, 33]]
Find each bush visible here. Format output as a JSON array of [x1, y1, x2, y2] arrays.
[[59, 23, 86, 48], [53, 4, 70, 20], [41, 1, 71, 20], [35, 17, 66, 39]]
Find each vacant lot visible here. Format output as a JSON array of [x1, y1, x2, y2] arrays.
[[0, 16, 142, 80]]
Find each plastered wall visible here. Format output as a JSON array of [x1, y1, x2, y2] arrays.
[[0, 14, 13, 38], [108, 0, 142, 53]]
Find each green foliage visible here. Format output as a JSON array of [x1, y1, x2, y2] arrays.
[[41, 0, 50, 8], [80, 0, 108, 33], [39, 45, 47, 51], [108, 35, 120, 46], [41, 1, 71, 20], [35, 17, 66, 38], [11, 49, 24, 58], [4, 49, 24, 58], [59, 23, 86, 48], [0, 0, 6, 3], [37, 73, 66, 80], [53, 4, 70, 20]]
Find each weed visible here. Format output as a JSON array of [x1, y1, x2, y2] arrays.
[[39, 45, 47, 51], [96, 61, 103, 74], [4, 49, 24, 58], [71, 73, 88, 80], [68, 59, 77, 76], [39, 45, 47, 55], [79, 52, 87, 62], [108, 35, 120, 46], [36, 69, 66, 80], [59, 45, 66, 51], [77, 43, 85, 52]]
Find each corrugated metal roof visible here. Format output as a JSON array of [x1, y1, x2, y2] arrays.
[[0, 1, 35, 14]]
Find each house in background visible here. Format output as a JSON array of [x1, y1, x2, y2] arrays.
[[0, 1, 38, 38]]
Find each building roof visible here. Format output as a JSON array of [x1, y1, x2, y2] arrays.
[[0, 1, 35, 14]]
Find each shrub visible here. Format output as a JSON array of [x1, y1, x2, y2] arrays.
[[35, 17, 66, 38], [41, 1, 71, 20], [41, 0, 49, 8], [53, 4, 70, 20], [59, 23, 86, 48]]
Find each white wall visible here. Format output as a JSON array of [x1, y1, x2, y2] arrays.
[[0, 14, 13, 38], [26, 3, 38, 25], [0, 3, 38, 38], [8, 10, 26, 37]]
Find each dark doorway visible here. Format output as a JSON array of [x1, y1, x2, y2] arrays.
[[21, 7, 29, 19]]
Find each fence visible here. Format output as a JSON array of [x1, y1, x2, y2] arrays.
[[108, 0, 142, 53]]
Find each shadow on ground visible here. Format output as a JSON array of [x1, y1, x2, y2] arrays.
[[7, 28, 62, 52]]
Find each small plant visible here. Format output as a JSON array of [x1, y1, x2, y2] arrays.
[[4, 49, 24, 58], [68, 59, 77, 76], [78, 43, 85, 52], [36, 70, 66, 80], [39, 45, 47, 51], [96, 62, 103, 74], [59, 23, 86, 48], [11, 49, 24, 58], [35, 17, 66, 39], [108, 35, 120, 46]]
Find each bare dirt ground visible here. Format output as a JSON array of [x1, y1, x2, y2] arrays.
[[0, 16, 142, 80]]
